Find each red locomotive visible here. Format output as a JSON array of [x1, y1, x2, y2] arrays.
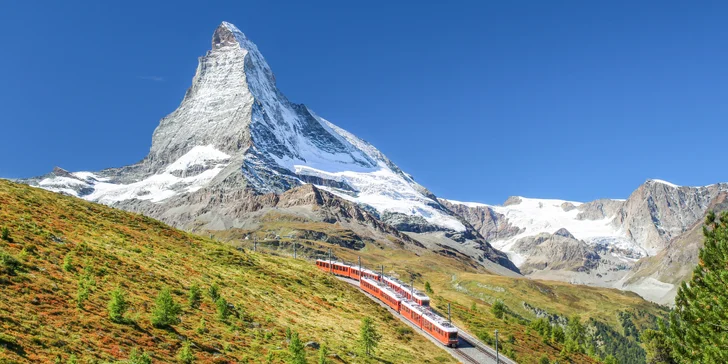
[[315, 259, 458, 347]]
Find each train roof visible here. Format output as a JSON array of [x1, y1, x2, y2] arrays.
[[317, 260, 431, 301], [401, 299, 457, 333], [383, 276, 430, 301], [361, 276, 402, 302]]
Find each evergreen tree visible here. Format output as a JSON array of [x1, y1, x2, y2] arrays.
[[642, 329, 675, 364], [538, 354, 550, 364], [177, 340, 194, 364], [318, 343, 329, 364], [565, 315, 585, 352], [551, 325, 565, 344], [662, 211, 728, 363], [604, 355, 618, 364], [287, 332, 306, 364], [188, 283, 201, 309], [126, 348, 153, 364], [107, 286, 129, 323], [1, 227, 9, 241], [424, 281, 433, 295], [216, 297, 230, 322], [359, 317, 381, 356], [152, 287, 182, 328], [208, 283, 220, 301], [491, 300, 506, 319]]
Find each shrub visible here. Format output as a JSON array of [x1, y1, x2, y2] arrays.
[[538, 354, 550, 364], [1, 227, 9, 241], [491, 300, 506, 319], [152, 287, 182, 328], [188, 283, 201, 309], [318, 343, 329, 364], [196, 318, 207, 334], [551, 325, 565, 344], [108, 286, 129, 323], [0, 249, 21, 275], [63, 253, 74, 272]]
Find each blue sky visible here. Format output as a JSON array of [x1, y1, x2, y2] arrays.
[[1, 1, 727, 204]]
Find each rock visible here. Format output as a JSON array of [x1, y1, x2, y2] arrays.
[[304, 341, 320, 349]]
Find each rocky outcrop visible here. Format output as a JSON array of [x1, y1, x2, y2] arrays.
[[512, 230, 601, 275], [439, 199, 523, 241], [612, 180, 727, 254], [576, 199, 624, 220]]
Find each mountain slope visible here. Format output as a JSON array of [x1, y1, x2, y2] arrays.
[[442, 179, 728, 303], [0, 179, 457, 363], [23, 21, 514, 272]]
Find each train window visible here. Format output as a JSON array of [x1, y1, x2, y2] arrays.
[[448, 332, 457, 339]]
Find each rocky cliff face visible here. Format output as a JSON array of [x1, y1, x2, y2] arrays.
[[612, 180, 727, 255], [23, 22, 514, 272]]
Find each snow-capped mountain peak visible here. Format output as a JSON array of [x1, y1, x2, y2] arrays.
[[26, 21, 466, 233]]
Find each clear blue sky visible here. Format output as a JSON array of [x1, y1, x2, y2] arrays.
[[1, 1, 727, 204]]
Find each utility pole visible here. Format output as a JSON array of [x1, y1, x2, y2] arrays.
[[293, 242, 297, 259], [328, 248, 332, 274], [358, 256, 362, 279], [411, 278, 415, 298], [253, 237, 257, 252], [448, 303, 451, 322], [380, 265, 384, 278], [495, 329, 499, 364]]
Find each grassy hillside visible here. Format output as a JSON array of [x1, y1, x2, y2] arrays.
[[229, 213, 670, 364], [0, 180, 457, 363]]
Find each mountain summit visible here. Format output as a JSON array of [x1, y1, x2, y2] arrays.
[[25, 22, 515, 273]]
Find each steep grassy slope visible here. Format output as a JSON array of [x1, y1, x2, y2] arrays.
[[229, 214, 669, 363], [0, 180, 456, 363]]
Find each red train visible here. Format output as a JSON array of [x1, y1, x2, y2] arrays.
[[315, 259, 458, 347]]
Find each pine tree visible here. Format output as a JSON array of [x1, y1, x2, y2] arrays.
[[642, 329, 675, 364], [188, 283, 201, 309], [538, 354, 550, 364], [215, 297, 229, 322], [287, 332, 306, 364], [151, 287, 182, 328], [491, 300, 506, 319], [177, 340, 194, 364], [565, 315, 585, 353], [318, 343, 329, 364], [662, 211, 728, 363], [107, 286, 128, 323], [1, 227, 9, 241], [208, 283, 220, 302], [551, 325, 565, 344], [127, 348, 153, 364], [359, 317, 381, 356], [424, 281, 433, 295]]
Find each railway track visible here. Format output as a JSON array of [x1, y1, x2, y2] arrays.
[[453, 347, 480, 364]]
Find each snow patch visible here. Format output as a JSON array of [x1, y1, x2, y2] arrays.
[[165, 145, 230, 172], [649, 179, 679, 188]]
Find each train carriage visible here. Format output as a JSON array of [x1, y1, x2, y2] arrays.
[[422, 310, 458, 347], [315, 259, 456, 347], [383, 276, 431, 306], [360, 277, 401, 312]]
